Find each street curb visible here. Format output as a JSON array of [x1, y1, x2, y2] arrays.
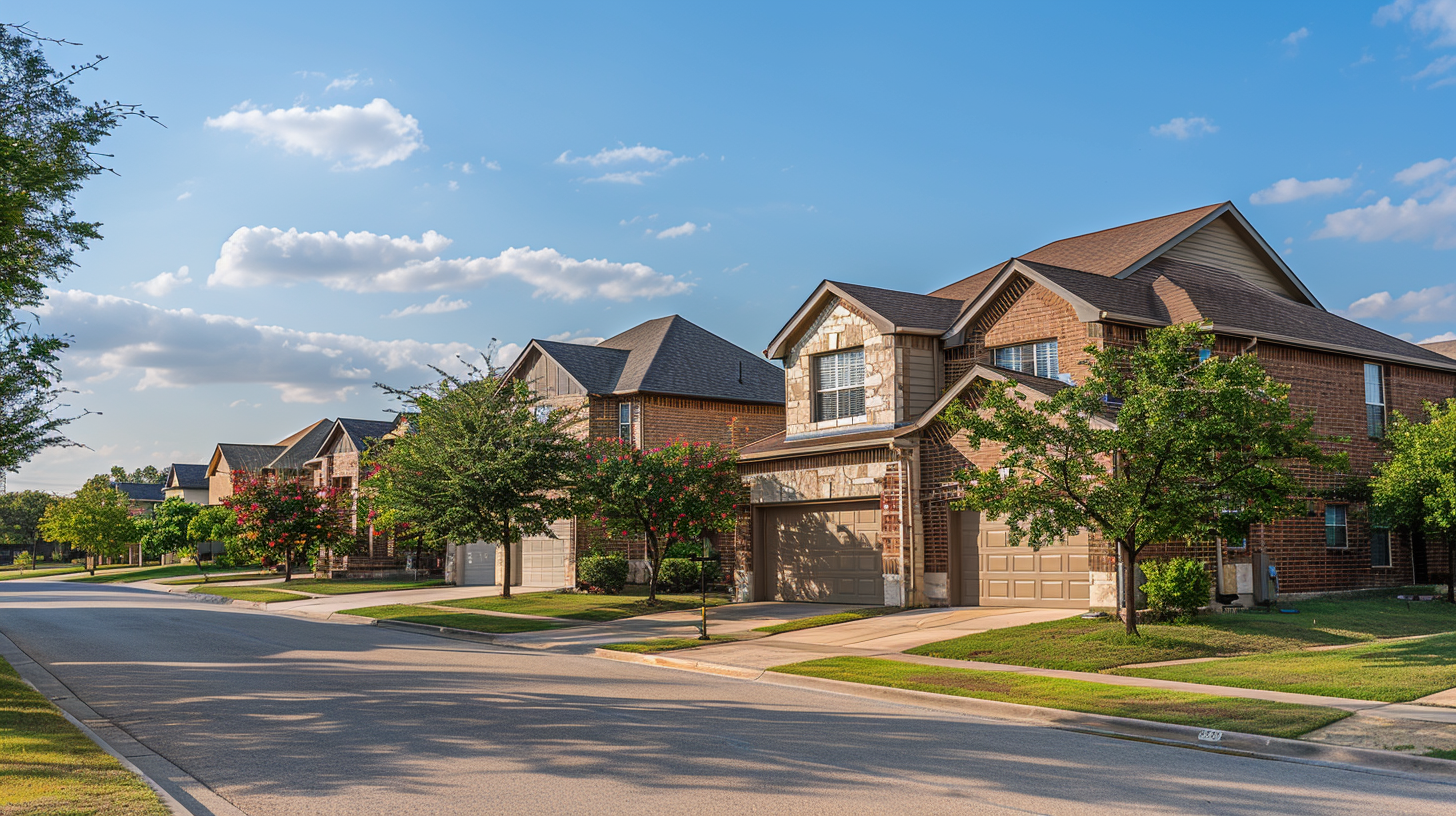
[[371, 618, 508, 644], [593, 648, 1456, 784]]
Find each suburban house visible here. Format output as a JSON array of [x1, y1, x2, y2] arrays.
[[163, 464, 210, 504], [495, 314, 787, 588], [304, 416, 408, 577], [727, 202, 1456, 611], [1423, 339, 1456, 361], [113, 480, 163, 564], [203, 419, 331, 505]]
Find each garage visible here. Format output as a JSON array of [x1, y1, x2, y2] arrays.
[[763, 500, 882, 604], [457, 541, 497, 586], [976, 516, 1090, 608], [520, 519, 573, 588]]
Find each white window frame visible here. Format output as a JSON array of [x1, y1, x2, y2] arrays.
[[1325, 504, 1348, 549], [1364, 362, 1385, 439], [812, 348, 866, 423], [1370, 527, 1391, 569], [992, 340, 1059, 379], [618, 402, 634, 445]]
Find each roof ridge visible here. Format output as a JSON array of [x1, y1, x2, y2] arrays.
[[1033, 202, 1224, 246]]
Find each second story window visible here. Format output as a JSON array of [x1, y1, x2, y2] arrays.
[[993, 340, 1059, 379], [1325, 504, 1347, 549], [813, 348, 865, 422], [618, 402, 634, 445], [1364, 363, 1385, 439]]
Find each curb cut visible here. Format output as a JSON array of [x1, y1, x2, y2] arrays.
[[593, 648, 1456, 784]]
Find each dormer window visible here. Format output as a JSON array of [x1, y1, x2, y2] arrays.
[[993, 340, 1058, 379], [813, 348, 865, 422]]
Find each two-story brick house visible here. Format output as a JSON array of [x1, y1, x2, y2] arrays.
[[732, 202, 1456, 609], [501, 314, 786, 587], [305, 416, 408, 577]]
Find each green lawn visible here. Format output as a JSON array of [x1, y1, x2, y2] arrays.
[[1110, 633, 1456, 703], [0, 565, 86, 581], [754, 606, 905, 635], [772, 656, 1349, 739], [158, 572, 275, 586], [600, 633, 759, 653], [255, 577, 448, 595], [437, 586, 731, 621], [342, 604, 570, 633], [68, 564, 261, 584], [189, 585, 310, 603], [908, 589, 1456, 672], [0, 656, 168, 815], [1427, 748, 1456, 761]]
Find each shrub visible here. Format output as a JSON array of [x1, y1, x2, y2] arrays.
[[655, 557, 721, 593], [578, 552, 629, 594], [12, 552, 33, 569], [1140, 557, 1212, 622]]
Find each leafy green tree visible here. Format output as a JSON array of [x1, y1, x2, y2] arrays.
[[0, 489, 59, 568], [187, 506, 239, 574], [223, 471, 348, 581], [366, 364, 580, 599], [1372, 398, 1456, 604], [38, 475, 139, 574], [575, 438, 739, 601], [110, 465, 164, 483], [138, 495, 199, 562], [940, 324, 1346, 635], [0, 24, 154, 473]]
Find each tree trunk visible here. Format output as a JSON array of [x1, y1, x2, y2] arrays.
[[1447, 529, 1454, 605], [88, 553, 95, 576], [645, 532, 660, 603], [283, 546, 292, 582], [501, 514, 512, 600], [1120, 539, 1139, 636]]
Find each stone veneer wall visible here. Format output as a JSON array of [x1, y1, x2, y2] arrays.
[[783, 300, 896, 437]]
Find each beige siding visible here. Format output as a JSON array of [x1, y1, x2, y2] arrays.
[[522, 350, 586, 397], [1162, 215, 1302, 301], [898, 336, 938, 420]]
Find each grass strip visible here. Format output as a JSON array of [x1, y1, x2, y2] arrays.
[[0, 656, 168, 815], [0, 566, 87, 581], [1426, 748, 1456, 761], [258, 578, 448, 595], [189, 586, 310, 603], [439, 587, 732, 622], [342, 604, 570, 633], [1110, 633, 1456, 703], [600, 633, 760, 653], [771, 656, 1349, 739], [158, 573, 275, 586], [68, 564, 261, 584], [754, 606, 905, 635]]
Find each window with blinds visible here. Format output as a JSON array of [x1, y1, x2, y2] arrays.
[[1364, 363, 1385, 439], [992, 340, 1059, 379], [813, 348, 865, 422]]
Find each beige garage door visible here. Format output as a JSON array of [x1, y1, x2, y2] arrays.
[[520, 519, 573, 587], [978, 518, 1090, 609], [765, 501, 882, 604]]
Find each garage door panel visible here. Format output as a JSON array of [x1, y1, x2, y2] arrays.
[[768, 501, 882, 605], [1012, 580, 1037, 599], [1068, 554, 1089, 572], [985, 580, 1009, 598], [1070, 581, 1091, 600], [985, 554, 1010, 571], [1011, 554, 1035, 572]]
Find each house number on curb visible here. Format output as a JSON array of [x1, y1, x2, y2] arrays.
[[1197, 729, 1224, 743]]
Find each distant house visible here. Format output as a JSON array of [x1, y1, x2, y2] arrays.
[[1422, 339, 1456, 361], [113, 481, 164, 565], [305, 416, 408, 578], [163, 464, 210, 505], [204, 419, 331, 505]]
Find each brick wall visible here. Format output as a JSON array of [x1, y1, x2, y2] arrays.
[[979, 282, 1097, 383]]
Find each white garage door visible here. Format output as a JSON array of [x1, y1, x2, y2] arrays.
[[521, 519, 572, 588], [977, 518, 1090, 608], [460, 542, 497, 586], [765, 501, 882, 604]]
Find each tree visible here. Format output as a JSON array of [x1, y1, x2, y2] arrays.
[[187, 506, 239, 576], [0, 489, 58, 568], [1372, 398, 1456, 604], [223, 471, 348, 582], [138, 495, 199, 564], [575, 438, 739, 602], [110, 465, 164, 483], [940, 324, 1346, 635], [0, 24, 155, 472], [37, 474, 139, 574], [366, 364, 580, 599]]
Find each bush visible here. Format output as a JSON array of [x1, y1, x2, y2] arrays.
[[578, 552, 629, 594], [13, 552, 33, 569], [655, 557, 722, 593], [1140, 557, 1212, 622]]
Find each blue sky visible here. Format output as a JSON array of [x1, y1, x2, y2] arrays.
[[11, 1, 1456, 491]]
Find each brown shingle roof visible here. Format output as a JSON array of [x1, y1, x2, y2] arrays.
[[927, 262, 1004, 303], [738, 426, 905, 460], [1019, 203, 1222, 277]]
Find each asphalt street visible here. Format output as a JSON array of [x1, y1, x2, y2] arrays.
[[2, 578, 1454, 816]]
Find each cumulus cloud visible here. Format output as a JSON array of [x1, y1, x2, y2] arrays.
[[556, 143, 693, 184], [1316, 186, 1456, 248], [132, 266, 193, 297], [1150, 116, 1218, 139], [545, 331, 605, 346], [485, 160, 501, 171], [1376, 0, 1456, 46], [36, 289, 501, 403], [656, 221, 709, 239], [1421, 330, 1456, 343], [1249, 176, 1353, 205], [383, 295, 470, 319], [1283, 27, 1310, 48], [204, 98, 423, 170], [176, 191, 192, 201], [209, 226, 690, 301], [1346, 284, 1456, 321], [1394, 156, 1453, 184]]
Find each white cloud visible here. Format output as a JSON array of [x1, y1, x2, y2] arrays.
[[36, 289, 500, 403], [176, 191, 192, 201], [586, 170, 658, 186], [485, 160, 501, 171], [556, 144, 693, 184], [1421, 330, 1456, 343], [545, 331, 604, 346], [1316, 186, 1456, 248], [204, 98, 423, 170], [447, 180, 459, 191], [324, 73, 372, 92], [620, 214, 659, 226], [656, 221, 708, 239], [131, 266, 193, 297], [1150, 116, 1218, 139], [1346, 284, 1456, 321], [1394, 156, 1454, 184], [383, 295, 470, 319], [1376, 0, 1456, 46], [1283, 27, 1310, 47], [210, 226, 690, 301], [1249, 176, 1353, 204]]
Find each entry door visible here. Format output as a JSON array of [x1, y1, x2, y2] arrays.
[[950, 510, 979, 606], [977, 517, 1090, 608]]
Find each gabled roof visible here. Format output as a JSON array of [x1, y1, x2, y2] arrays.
[[338, 417, 400, 451], [209, 444, 286, 476], [166, 464, 208, 490], [265, 419, 334, 472], [1422, 339, 1456, 361], [764, 280, 965, 359], [1020, 204, 1222, 277], [114, 482, 164, 503], [928, 261, 1006, 303], [508, 315, 785, 405]]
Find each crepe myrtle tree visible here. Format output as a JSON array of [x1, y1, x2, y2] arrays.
[[576, 437, 739, 602], [940, 323, 1346, 635], [366, 358, 581, 599], [223, 471, 348, 582], [1372, 398, 1456, 604], [38, 475, 139, 574]]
